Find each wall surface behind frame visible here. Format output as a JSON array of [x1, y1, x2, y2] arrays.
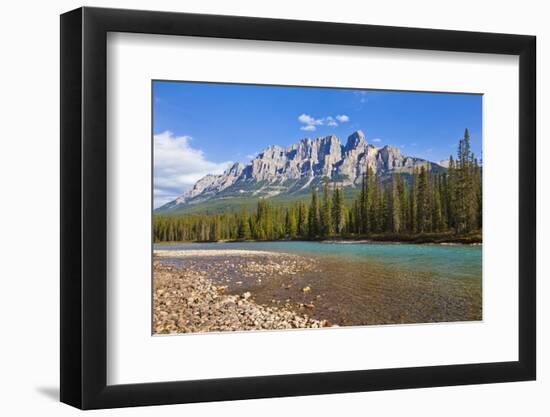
[[0, 0, 546, 416]]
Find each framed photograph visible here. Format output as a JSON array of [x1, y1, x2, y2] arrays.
[[60, 6, 536, 409]]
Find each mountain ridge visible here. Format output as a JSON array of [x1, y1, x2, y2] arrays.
[[157, 130, 445, 213]]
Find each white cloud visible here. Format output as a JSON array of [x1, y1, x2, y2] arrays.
[[154, 188, 180, 209], [298, 113, 324, 131], [326, 116, 338, 127], [153, 131, 232, 208], [372, 138, 382, 143], [354, 91, 369, 103], [298, 113, 322, 125], [298, 113, 350, 131], [336, 114, 350, 123]]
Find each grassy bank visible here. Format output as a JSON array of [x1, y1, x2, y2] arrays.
[[154, 231, 482, 245], [327, 231, 482, 244]]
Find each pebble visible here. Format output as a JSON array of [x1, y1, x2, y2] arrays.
[[153, 262, 327, 334]]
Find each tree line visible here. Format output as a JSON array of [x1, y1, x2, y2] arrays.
[[154, 129, 482, 242]]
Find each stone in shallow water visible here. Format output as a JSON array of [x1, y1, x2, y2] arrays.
[[152, 262, 326, 334]]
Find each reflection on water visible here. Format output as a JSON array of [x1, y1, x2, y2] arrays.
[[156, 241, 482, 326]]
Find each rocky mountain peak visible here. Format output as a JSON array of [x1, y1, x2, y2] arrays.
[[227, 162, 244, 176], [157, 130, 445, 212], [345, 130, 367, 151]]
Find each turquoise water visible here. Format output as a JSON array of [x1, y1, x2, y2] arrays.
[[155, 241, 482, 325], [155, 241, 481, 280]]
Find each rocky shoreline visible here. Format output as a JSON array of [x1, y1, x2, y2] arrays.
[[153, 258, 328, 334]]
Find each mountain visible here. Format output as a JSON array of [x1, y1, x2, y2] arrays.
[[157, 130, 445, 214]]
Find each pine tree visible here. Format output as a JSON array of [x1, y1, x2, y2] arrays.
[[308, 186, 320, 238], [359, 172, 368, 233], [380, 181, 390, 232], [285, 207, 298, 238], [297, 201, 308, 238], [320, 177, 332, 237], [439, 172, 449, 230], [447, 155, 456, 230], [237, 207, 251, 239], [417, 166, 430, 233], [368, 169, 378, 233], [351, 199, 360, 234], [454, 128, 479, 234], [410, 168, 419, 233], [390, 173, 402, 233], [398, 176, 409, 232], [474, 158, 482, 229], [432, 176, 444, 232], [332, 184, 345, 235]]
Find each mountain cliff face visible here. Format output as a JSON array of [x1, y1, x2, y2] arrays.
[[158, 130, 444, 212]]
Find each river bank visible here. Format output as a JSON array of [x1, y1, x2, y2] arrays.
[[154, 231, 482, 246], [153, 242, 482, 333], [153, 255, 328, 334]]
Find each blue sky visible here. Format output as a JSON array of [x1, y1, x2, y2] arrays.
[[153, 81, 482, 208]]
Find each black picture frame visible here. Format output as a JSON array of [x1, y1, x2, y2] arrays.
[[60, 6, 536, 410]]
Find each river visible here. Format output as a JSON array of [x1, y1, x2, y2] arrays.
[[154, 241, 482, 326]]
